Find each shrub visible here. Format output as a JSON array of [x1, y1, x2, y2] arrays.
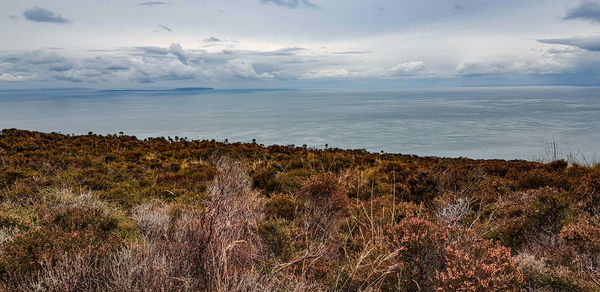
[[517, 169, 570, 190], [300, 173, 348, 240], [436, 238, 523, 291], [252, 166, 278, 193], [384, 216, 448, 291], [489, 187, 572, 248], [527, 187, 572, 234], [492, 217, 530, 248], [49, 206, 118, 234], [300, 173, 348, 212], [0, 191, 125, 279], [264, 193, 302, 221], [515, 252, 585, 291], [578, 170, 600, 213], [404, 170, 438, 203], [560, 216, 600, 254], [436, 197, 473, 226], [0, 205, 121, 278], [258, 219, 292, 260], [548, 160, 568, 172]]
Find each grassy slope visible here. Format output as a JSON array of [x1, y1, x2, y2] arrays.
[[0, 129, 599, 291]]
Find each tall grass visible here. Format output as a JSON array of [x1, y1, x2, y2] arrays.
[[538, 139, 599, 167]]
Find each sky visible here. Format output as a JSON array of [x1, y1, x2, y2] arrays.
[[1, 0, 600, 89]]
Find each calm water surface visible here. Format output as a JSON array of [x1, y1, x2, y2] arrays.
[[0, 87, 599, 160]]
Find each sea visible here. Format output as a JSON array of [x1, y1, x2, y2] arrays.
[[0, 86, 598, 161]]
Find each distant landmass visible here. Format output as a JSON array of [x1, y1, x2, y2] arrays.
[[99, 87, 214, 93]]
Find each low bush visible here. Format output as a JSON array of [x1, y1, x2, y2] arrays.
[[264, 193, 303, 221], [436, 238, 523, 291], [384, 216, 448, 291]]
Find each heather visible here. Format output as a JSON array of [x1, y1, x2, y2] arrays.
[[0, 129, 599, 291]]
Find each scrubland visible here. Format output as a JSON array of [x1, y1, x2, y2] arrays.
[[0, 129, 599, 291]]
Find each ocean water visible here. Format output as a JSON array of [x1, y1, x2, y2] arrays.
[[0, 86, 598, 160]]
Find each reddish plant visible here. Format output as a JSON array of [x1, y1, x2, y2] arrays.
[[436, 238, 523, 291], [300, 173, 348, 214], [384, 216, 448, 290], [299, 173, 349, 240], [560, 216, 600, 253]]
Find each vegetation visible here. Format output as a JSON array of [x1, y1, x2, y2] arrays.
[[0, 129, 599, 291]]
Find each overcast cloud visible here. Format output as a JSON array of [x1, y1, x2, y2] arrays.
[[1, 0, 599, 88]]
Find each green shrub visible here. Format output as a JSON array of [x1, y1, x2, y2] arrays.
[[264, 193, 302, 221], [489, 188, 572, 248], [49, 207, 118, 234], [404, 170, 438, 203], [257, 219, 292, 259], [0, 204, 122, 278], [528, 187, 572, 234], [252, 167, 278, 192]]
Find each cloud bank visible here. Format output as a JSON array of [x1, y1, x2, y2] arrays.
[[0, 43, 431, 86], [2, 1, 600, 87]]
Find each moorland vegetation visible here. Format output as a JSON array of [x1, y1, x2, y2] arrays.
[[0, 129, 599, 291]]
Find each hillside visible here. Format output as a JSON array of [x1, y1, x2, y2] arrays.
[[0, 129, 599, 291]]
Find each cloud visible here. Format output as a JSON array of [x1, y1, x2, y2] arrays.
[[260, 47, 308, 56], [538, 35, 600, 52], [456, 59, 570, 76], [565, 1, 600, 22], [332, 51, 372, 55], [8, 15, 18, 20], [136, 46, 169, 55], [168, 43, 188, 65], [23, 7, 70, 23], [224, 59, 274, 79], [302, 61, 426, 79], [0, 48, 202, 84], [158, 24, 172, 32], [0, 73, 26, 81], [0, 44, 426, 85], [260, 0, 318, 9], [204, 37, 224, 42], [137, 1, 170, 6], [388, 61, 426, 76], [302, 68, 350, 79]]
